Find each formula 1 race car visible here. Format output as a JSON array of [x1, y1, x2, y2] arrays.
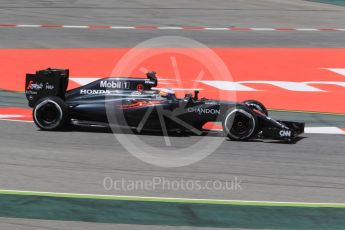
[[25, 68, 304, 142]]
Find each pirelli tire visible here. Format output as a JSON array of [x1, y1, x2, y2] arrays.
[[242, 99, 268, 116], [222, 105, 259, 141], [33, 96, 69, 131]]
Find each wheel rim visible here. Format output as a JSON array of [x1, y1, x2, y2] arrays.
[[34, 100, 63, 129], [232, 114, 251, 135], [224, 109, 256, 139], [39, 104, 59, 123]]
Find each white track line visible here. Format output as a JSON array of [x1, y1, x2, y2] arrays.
[[204, 27, 229, 31], [1, 24, 345, 32], [16, 24, 41, 28], [0, 119, 33, 123], [110, 26, 135, 29], [295, 28, 319, 31], [62, 25, 88, 28], [0, 189, 344, 207], [157, 26, 183, 30], [251, 28, 276, 31], [0, 115, 23, 119], [305, 127, 345, 134]]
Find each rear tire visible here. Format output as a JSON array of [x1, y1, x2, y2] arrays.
[[222, 105, 258, 141], [243, 99, 268, 116], [33, 96, 69, 131]]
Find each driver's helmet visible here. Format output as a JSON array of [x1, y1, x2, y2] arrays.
[[159, 88, 176, 98]]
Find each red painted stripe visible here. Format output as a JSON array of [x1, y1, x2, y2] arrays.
[[275, 28, 296, 31], [182, 26, 204, 30], [229, 27, 251, 31], [88, 25, 112, 29], [41, 24, 63, 28], [0, 108, 32, 121], [319, 28, 337, 31], [203, 122, 222, 131], [0, 24, 17, 27], [135, 25, 158, 30], [0, 107, 31, 114]]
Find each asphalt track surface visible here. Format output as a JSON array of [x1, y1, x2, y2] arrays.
[[1, 119, 345, 202], [1, 0, 345, 48], [1, 0, 345, 229]]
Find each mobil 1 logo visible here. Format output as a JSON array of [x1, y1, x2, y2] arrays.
[[100, 80, 130, 89]]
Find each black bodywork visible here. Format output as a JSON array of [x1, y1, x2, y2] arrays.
[[25, 68, 304, 141]]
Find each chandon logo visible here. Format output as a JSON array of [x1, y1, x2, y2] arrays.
[[187, 107, 220, 115]]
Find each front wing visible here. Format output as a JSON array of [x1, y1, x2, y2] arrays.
[[260, 119, 305, 142]]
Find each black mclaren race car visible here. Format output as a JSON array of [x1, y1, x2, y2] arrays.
[[25, 68, 304, 142]]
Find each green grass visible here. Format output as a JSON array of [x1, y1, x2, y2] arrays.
[[1, 190, 345, 229], [309, 0, 345, 6]]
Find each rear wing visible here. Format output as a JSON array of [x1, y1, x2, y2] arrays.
[[25, 68, 69, 107]]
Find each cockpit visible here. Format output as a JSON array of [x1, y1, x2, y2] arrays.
[[158, 88, 176, 100]]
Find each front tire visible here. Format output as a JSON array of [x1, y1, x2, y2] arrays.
[[222, 105, 258, 141], [33, 96, 69, 131], [243, 99, 268, 116]]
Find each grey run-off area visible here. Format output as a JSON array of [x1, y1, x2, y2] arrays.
[[0, 0, 345, 47]]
